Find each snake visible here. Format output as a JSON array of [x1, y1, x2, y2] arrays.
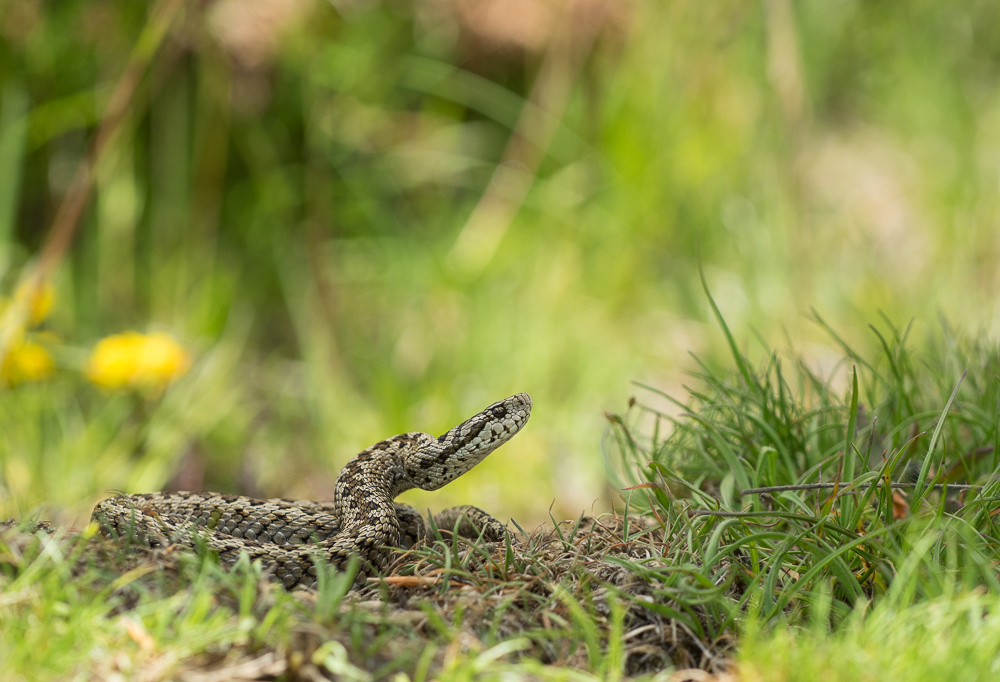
[[92, 393, 531, 589]]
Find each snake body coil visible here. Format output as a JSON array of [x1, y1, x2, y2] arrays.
[[93, 393, 531, 588]]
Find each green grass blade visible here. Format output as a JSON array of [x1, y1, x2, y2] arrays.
[[700, 265, 758, 395], [912, 370, 967, 507]]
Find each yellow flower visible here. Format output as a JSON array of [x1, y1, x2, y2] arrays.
[[13, 280, 55, 326], [86, 331, 191, 394], [1, 340, 55, 386]]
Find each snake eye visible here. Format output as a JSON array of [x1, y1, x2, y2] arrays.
[[491, 406, 507, 419]]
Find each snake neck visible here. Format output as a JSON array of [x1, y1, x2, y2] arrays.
[[333, 443, 417, 527]]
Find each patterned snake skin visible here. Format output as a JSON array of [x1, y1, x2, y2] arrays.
[[92, 393, 531, 588]]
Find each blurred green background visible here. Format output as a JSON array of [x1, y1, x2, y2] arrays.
[[0, 0, 997, 526]]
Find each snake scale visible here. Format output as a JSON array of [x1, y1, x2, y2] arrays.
[[92, 393, 531, 589]]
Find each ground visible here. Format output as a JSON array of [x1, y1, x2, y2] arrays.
[[0, 512, 734, 681]]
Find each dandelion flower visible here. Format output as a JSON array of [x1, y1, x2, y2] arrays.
[[86, 331, 191, 394]]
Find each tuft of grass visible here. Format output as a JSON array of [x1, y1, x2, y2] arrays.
[[605, 307, 1000, 674]]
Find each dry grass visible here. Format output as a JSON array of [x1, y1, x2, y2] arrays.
[[0, 513, 736, 681]]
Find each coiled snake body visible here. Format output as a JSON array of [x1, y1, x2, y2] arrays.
[[92, 393, 531, 588]]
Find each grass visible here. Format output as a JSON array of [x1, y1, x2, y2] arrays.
[[603, 303, 1000, 678], [4, 310, 1000, 679], [739, 588, 1000, 682], [0, 514, 705, 681]]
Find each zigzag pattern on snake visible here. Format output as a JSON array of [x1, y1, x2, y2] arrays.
[[92, 393, 531, 589]]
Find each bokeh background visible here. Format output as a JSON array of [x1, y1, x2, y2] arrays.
[[0, 0, 998, 526]]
